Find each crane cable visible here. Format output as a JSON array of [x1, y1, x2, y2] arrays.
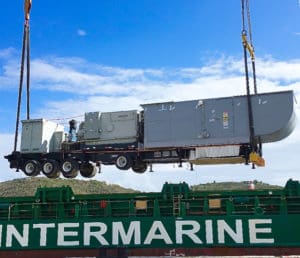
[[13, 0, 32, 152], [241, 0, 263, 167], [243, 0, 257, 94]]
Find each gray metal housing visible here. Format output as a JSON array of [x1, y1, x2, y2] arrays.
[[79, 110, 139, 145], [21, 119, 64, 153], [142, 91, 295, 149]]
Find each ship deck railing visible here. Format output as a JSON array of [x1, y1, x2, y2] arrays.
[[0, 194, 299, 221]]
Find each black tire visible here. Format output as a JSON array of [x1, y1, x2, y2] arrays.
[[41, 159, 60, 178], [80, 163, 98, 178], [132, 161, 148, 173], [22, 160, 40, 176], [60, 159, 79, 178], [115, 155, 132, 170]]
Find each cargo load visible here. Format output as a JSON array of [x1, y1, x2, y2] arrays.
[[5, 90, 296, 178]]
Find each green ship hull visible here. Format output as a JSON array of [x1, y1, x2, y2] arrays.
[[0, 180, 299, 257]]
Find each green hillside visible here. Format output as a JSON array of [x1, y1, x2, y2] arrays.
[[0, 177, 137, 197], [191, 180, 282, 191], [0, 178, 282, 197]]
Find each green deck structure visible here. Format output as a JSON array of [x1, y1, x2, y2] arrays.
[[1, 180, 299, 220]]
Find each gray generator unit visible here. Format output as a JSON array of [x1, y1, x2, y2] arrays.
[[78, 110, 139, 145], [142, 90, 295, 149]]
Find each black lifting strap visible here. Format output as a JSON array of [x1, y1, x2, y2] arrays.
[[26, 22, 30, 120], [242, 38, 256, 152], [13, 1, 31, 152]]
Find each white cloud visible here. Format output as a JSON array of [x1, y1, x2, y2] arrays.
[[0, 49, 300, 190], [77, 29, 87, 36], [0, 47, 15, 59], [1, 51, 298, 99], [257, 58, 300, 82]]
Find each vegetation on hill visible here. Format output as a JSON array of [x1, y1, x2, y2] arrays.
[[0, 177, 137, 197], [190, 180, 282, 191], [0, 178, 282, 197]]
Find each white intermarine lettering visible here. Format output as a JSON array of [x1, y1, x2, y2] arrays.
[[33, 223, 55, 247], [217, 220, 243, 244], [205, 220, 213, 244], [249, 219, 274, 244], [57, 223, 79, 246], [6, 224, 29, 247], [84, 222, 109, 246], [144, 221, 173, 245], [112, 221, 141, 245], [176, 220, 202, 244]]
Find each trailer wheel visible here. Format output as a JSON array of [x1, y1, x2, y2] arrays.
[[60, 159, 79, 178], [41, 159, 60, 178], [115, 155, 132, 170], [132, 161, 148, 173], [80, 163, 98, 178], [22, 160, 40, 176]]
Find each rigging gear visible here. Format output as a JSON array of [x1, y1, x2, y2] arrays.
[[241, 0, 263, 167]]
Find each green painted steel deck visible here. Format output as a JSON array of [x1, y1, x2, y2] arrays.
[[0, 180, 299, 256]]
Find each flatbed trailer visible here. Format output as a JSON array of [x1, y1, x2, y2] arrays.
[[0, 180, 300, 257]]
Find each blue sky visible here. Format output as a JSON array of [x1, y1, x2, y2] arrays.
[[2, 0, 299, 67], [0, 0, 300, 190]]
